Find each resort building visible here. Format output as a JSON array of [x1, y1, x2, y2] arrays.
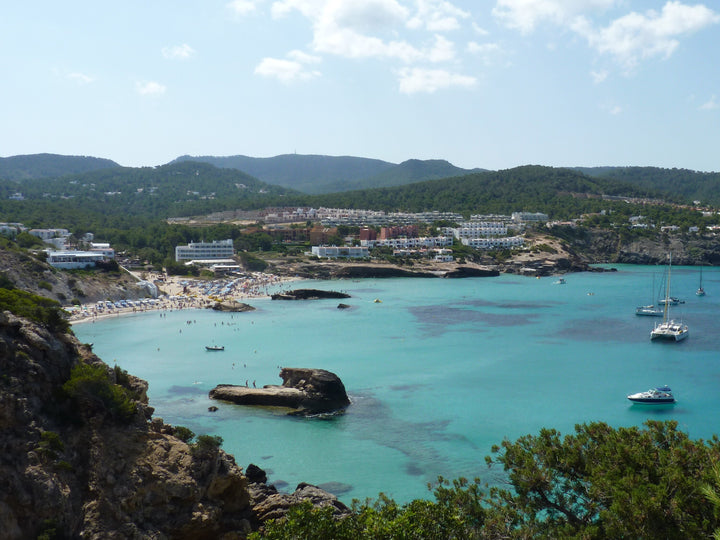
[[511, 212, 548, 223], [29, 228, 71, 242], [311, 246, 369, 259], [89, 242, 115, 259], [175, 239, 234, 262], [461, 236, 524, 249], [46, 250, 107, 269], [361, 235, 453, 249]]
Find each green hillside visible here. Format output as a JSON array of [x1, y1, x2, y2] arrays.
[[172, 154, 396, 194], [308, 165, 660, 218], [0, 153, 119, 181], [0, 161, 295, 228], [574, 166, 720, 205]]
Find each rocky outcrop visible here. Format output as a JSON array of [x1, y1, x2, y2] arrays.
[[271, 289, 350, 300], [0, 310, 256, 539], [245, 463, 350, 529], [443, 266, 500, 278], [210, 300, 256, 312], [0, 311, 354, 538], [209, 368, 351, 415]]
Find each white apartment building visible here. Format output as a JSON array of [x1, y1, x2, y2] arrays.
[[511, 212, 548, 223], [361, 236, 453, 249], [311, 246, 369, 258], [175, 239, 234, 261], [46, 250, 107, 269], [90, 242, 115, 259], [461, 236, 524, 249], [29, 228, 70, 241], [450, 222, 507, 239]]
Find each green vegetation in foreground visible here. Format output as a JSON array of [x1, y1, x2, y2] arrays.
[[0, 286, 69, 332], [62, 363, 137, 424], [252, 420, 720, 539]]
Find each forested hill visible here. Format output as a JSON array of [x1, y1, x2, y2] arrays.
[[172, 154, 395, 194], [574, 166, 720, 206], [328, 159, 483, 193], [0, 161, 294, 228], [308, 165, 665, 218], [0, 153, 119, 181], [171, 154, 479, 194]]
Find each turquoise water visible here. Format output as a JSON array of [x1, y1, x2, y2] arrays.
[[75, 265, 720, 504]]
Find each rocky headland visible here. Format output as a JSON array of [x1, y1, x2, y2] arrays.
[[0, 311, 347, 538], [209, 368, 351, 416], [210, 300, 256, 312], [270, 289, 351, 300]]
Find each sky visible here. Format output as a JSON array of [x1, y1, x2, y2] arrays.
[[2, 1, 719, 172]]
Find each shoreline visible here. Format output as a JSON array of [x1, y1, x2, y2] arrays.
[[68, 272, 301, 325]]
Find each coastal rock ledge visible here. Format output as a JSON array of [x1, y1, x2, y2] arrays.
[[209, 367, 351, 415]]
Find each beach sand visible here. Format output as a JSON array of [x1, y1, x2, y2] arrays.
[[68, 272, 299, 325]]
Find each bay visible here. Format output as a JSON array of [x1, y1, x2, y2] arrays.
[[74, 264, 720, 504]]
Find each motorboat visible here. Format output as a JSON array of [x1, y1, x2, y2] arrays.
[[658, 296, 684, 306], [627, 386, 675, 404], [205, 345, 225, 351], [553, 277, 566, 285], [635, 304, 663, 317]]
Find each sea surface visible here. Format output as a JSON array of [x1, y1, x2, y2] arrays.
[[75, 265, 720, 504]]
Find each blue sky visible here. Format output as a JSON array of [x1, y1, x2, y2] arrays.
[[2, 1, 719, 172]]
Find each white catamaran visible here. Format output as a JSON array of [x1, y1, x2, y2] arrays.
[[650, 254, 688, 342]]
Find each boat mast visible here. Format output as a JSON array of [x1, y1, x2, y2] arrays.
[[663, 254, 672, 322]]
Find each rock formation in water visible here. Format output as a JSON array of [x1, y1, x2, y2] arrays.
[[0, 310, 345, 538], [271, 288, 351, 300], [245, 463, 350, 527], [209, 368, 351, 415], [210, 300, 256, 312]]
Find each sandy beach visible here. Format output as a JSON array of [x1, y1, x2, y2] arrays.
[[67, 271, 299, 325]]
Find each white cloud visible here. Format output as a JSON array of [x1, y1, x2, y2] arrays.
[[584, 2, 720, 69], [67, 72, 94, 85], [699, 95, 718, 110], [254, 55, 321, 83], [590, 69, 608, 83], [287, 49, 322, 63], [493, 0, 617, 34], [135, 81, 167, 96], [600, 101, 622, 115], [407, 0, 471, 32], [228, 0, 262, 16], [397, 67, 475, 94], [467, 41, 500, 54], [427, 34, 456, 62], [472, 22, 489, 36], [493, 1, 720, 70], [272, 0, 457, 63], [162, 44, 196, 60]]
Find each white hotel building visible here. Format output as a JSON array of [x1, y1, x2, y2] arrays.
[[311, 246, 369, 259], [175, 239, 235, 262]]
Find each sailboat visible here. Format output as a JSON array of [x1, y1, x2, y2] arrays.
[[635, 272, 663, 317], [657, 262, 684, 305], [696, 265, 706, 296], [651, 254, 688, 342]]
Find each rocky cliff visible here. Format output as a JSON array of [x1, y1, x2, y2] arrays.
[[0, 311, 345, 538]]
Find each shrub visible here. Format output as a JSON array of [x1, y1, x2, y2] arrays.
[[0, 288, 69, 332], [38, 431, 65, 460], [62, 363, 137, 423], [192, 434, 223, 456], [174, 426, 196, 443], [38, 280, 53, 291]]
